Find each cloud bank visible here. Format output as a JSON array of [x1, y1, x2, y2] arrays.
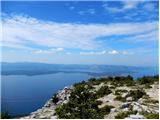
[[2, 14, 158, 53]]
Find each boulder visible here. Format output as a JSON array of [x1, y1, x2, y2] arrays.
[[111, 108, 117, 112], [122, 107, 129, 112], [133, 105, 142, 112], [122, 93, 128, 98], [128, 114, 145, 119], [121, 102, 130, 109], [126, 97, 132, 101]]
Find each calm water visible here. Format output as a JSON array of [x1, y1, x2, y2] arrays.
[[1, 73, 92, 116], [1, 68, 158, 116]]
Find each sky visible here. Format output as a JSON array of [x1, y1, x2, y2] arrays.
[[1, 0, 159, 66]]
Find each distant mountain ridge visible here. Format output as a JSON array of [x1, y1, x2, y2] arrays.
[[1, 62, 158, 76]]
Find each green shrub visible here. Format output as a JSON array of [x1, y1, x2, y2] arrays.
[[99, 105, 114, 115], [114, 89, 128, 95], [96, 86, 112, 98], [144, 84, 152, 89], [52, 94, 59, 104], [109, 86, 116, 89], [115, 110, 136, 119], [115, 111, 130, 119], [144, 99, 159, 104], [144, 113, 159, 119], [137, 75, 159, 85], [114, 95, 126, 102], [127, 89, 146, 101]]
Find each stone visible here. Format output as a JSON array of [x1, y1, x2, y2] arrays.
[[141, 105, 148, 112], [122, 107, 129, 112], [126, 97, 132, 101], [133, 105, 142, 112], [129, 114, 145, 119], [63, 100, 68, 104], [39, 115, 46, 119], [121, 102, 130, 109], [122, 93, 128, 98], [111, 108, 117, 112], [51, 116, 57, 119]]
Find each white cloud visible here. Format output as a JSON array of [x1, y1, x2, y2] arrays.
[[108, 50, 119, 55], [78, 9, 95, 15], [80, 50, 135, 56], [103, 1, 148, 13], [103, 1, 140, 13], [2, 14, 158, 51], [118, 30, 158, 43], [56, 47, 64, 51], [33, 47, 64, 54], [80, 50, 106, 55], [123, 1, 140, 10]]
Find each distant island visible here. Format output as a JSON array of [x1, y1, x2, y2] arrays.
[[16, 75, 159, 119], [1, 62, 158, 77]]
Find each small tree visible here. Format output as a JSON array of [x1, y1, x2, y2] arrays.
[[52, 94, 59, 104]]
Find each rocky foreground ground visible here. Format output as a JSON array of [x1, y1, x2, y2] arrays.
[[20, 75, 159, 119]]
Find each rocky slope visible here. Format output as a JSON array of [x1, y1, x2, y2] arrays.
[[20, 86, 73, 119], [20, 75, 159, 119]]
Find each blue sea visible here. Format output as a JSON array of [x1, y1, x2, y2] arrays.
[[1, 67, 158, 116]]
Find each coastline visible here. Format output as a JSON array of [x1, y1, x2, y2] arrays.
[[19, 75, 159, 119], [20, 86, 73, 119]]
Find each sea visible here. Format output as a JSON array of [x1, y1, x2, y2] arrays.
[[1, 67, 158, 116]]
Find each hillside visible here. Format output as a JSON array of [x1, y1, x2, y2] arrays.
[[21, 75, 159, 119]]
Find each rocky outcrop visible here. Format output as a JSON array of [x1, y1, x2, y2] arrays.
[[20, 81, 159, 119], [20, 86, 73, 119]]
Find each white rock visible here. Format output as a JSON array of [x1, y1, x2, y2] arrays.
[[51, 116, 57, 119], [111, 108, 117, 112], [133, 105, 142, 112], [122, 93, 128, 98], [141, 105, 148, 112], [122, 107, 129, 112], [39, 115, 46, 119], [129, 114, 145, 119], [126, 97, 132, 101]]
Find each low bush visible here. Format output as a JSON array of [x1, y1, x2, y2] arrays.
[[127, 89, 146, 101], [96, 86, 112, 98], [144, 99, 159, 104], [115, 111, 130, 119], [99, 105, 114, 116], [52, 94, 59, 104], [137, 75, 159, 85], [144, 113, 159, 119], [114, 95, 126, 102], [115, 110, 136, 119]]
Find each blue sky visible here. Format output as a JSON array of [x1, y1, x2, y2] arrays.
[[1, 1, 159, 66]]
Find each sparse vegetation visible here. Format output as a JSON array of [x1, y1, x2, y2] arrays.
[[114, 95, 126, 102], [142, 113, 159, 119], [115, 110, 137, 119], [127, 89, 146, 101], [52, 94, 59, 104], [1, 112, 11, 119], [137, 75, 159, 85], [115, 111, 130, 119], [96, 86, 112, 98], [55, 75, 159, 119]]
